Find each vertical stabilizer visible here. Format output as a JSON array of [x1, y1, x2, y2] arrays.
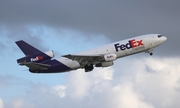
[[15, 40, 42, 56]]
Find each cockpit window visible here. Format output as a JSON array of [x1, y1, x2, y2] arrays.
[[158, 34, 163, 38]]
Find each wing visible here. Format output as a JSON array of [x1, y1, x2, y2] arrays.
[[63, 54, 104, 66], [19, 62, 51, 70]]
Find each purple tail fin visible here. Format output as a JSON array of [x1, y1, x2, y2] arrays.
[[15, 40, 42, 56], [15, 40, 54, 64]]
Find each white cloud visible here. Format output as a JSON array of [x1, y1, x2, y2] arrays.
[[135, 57, 180, 108], [52, 85, 66, 98], [65, 69, 92, 99], [3, 57, 180, 108], [111, 82, 155, 108], [92, 67, 114, 83], [12, 98, 24, 108], [113, 57, 180, 108], [64, 67, 114, 100], [0, 98, 4, 108]]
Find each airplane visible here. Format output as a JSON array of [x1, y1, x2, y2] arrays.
[[15, 34, 167, 73]]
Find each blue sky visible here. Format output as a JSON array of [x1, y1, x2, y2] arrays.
[[0, 1, 180, 108], [0, 25, 109, 103]]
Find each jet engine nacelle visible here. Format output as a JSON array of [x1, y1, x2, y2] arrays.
[[95, 62, 113, 67], [44, 50, 54, 58], [104, 53, 117, 62]]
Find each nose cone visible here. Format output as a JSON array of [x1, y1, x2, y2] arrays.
[[157, 35, 167, 45], [162, 36, 167, 42]]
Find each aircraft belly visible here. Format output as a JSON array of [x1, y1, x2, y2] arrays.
[[56, 57, 80, 70], [47, 63, 71, 73], [29, 59, 72, 73], [68, 61, 81, 69]]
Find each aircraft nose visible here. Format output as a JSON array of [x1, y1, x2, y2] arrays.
[[157, 35, 167, 45], [162, 36, 167, 42]]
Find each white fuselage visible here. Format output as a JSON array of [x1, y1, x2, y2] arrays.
[[56, 34, 167, 71]]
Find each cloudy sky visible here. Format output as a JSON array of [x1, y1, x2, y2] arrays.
[[0, 0, 180, 108]]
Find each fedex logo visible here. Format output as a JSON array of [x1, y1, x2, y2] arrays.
[[30, 56, 43, 62], [107, 55, 114, 58], [114, 39, 144, 52]]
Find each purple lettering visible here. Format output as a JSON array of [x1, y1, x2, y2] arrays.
[[114, 43, 120, 52]]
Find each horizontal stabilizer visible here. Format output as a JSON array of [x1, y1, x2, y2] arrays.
[[20, 62, 51, 70]]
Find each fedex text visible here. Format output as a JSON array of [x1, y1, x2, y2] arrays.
[[114, 39, 144, 52], [30, 56, 43, 62]]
